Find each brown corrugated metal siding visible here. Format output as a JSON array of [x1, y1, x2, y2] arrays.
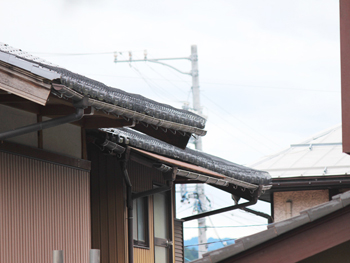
[[0, 150, 91, 263], [88, 143, 177, 263], [174, 220, 184, 263], [88, 146, 127, 263], [128, 161, 165, 263]]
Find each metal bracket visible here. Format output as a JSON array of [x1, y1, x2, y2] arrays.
[[181, 185, 263, 222]]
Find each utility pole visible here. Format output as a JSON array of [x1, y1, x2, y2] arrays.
[[190, 46, 207, 258], [114, 45, 207, 257]]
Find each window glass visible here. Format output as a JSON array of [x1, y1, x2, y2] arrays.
[[133, 196, 148, 247], [137, 198, 145, 242], [133, 199, 138, 240], [155, 246, 167, 263], [154, 192, 167, 239]]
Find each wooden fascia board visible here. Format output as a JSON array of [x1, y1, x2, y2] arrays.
[[0, 64, 51, 106], [340, 0, 350, 154]]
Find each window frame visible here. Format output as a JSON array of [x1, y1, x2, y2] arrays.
[[133, 195, 150, 248], [153, 183, 173, 263]]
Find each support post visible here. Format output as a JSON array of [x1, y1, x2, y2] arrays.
[[89, 249, 100, 263], [53, 250, 63, 263], [191, 45, 207, 257]]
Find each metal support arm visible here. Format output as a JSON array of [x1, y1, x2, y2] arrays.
[[132, 181, 173, 200], [0, 97, 88, 140], [181, 186, 263, 222]]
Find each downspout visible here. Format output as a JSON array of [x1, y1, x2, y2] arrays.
[[0, 97, 88, 140], [240, 207, 274, 224], [232, 194, 273, 223], [121, 149, 134, 263], [120, 155, 176, 263]]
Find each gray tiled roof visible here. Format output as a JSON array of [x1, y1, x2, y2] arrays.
[[193, 190, 350, 263], [0, 43, 207, 136], [92, 128, 271, 186]]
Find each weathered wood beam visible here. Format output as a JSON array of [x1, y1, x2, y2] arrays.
[[0, 64, 51, 106]]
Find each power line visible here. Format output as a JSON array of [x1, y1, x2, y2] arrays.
[[28, 50, 145, 57], [208, 217, 225, 247], [184, 238, 236, 247], [201, 92, 281, 149], [79, 72, 340, 93], [184, 224, 267, 229], [29, 51, 116, 56], [145, 61, 189, 94]]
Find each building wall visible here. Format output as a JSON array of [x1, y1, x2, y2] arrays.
[[0, 104, 37, 147], [88, 146, 127, 263], [0, 104, 82, 159], [299, 240, 350, 263], [174, 219, 184, 263], [0, 150, 91, 263], [43, 116, 82, 159], [274, 190, 329, 222], [128, 161, 167, 263], [88, 144, 176, 263]]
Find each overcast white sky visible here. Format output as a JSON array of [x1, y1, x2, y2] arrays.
[[0, 0, 342, 241]]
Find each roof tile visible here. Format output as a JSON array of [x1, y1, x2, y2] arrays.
[[240, 227, 278, 250], [300, 198, 343, 222], [268, 213, 310, 235]]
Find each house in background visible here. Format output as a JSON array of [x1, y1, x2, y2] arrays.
[[250, 125, 350, 222], [191, 124, 350, 262], [0, 43, 271, 263], [192, 190, 350, 263], [189, 2, 350, 261]]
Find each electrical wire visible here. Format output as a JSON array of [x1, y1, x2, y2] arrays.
[[29, 51, 116, 56], [184, 224, 267, 229], [208, 217, 225, 247], [201, 92, 281, 150], [127, 53, 185, 103], [79, 72, 340, 93], [145, 61, 189, 94], [29, 50, 339, 93], [177, 205, 195, 214], [184, 238, 236, 247]]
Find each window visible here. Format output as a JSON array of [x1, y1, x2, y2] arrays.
[[133, 196, 149, 247]]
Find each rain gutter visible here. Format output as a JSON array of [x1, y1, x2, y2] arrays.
[[52, 84, 207, 136], [240, 207, 273, 223], [121, 148, 134, 263], [0, 97, 88, 140]]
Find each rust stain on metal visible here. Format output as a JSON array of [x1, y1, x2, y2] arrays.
[[130, 147, 227, 179]]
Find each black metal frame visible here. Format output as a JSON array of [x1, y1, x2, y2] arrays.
[[181, 186, 263, 222]]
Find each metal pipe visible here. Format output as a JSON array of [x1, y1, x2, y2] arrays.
[[121, 161, 134, 263], [0, 98, 88, 140], [181, 185, 263, 222], [89, 249, 100, 263], [181, 199, 257, 222], [132, 181, 173, 200], [240, 207, 273, 224], [53, 250, 64, 263]]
